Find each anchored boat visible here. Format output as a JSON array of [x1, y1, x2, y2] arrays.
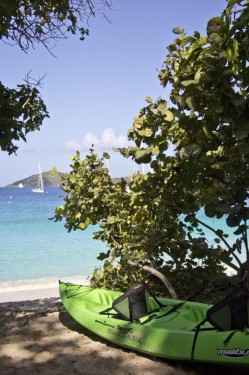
[[32, 162, 44, 193]]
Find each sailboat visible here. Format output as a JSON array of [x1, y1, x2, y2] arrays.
[[32, 163, 44, 193]]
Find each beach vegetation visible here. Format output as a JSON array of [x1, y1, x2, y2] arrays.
[[54, 0, 249, 297], [0, 0, 114, 155]]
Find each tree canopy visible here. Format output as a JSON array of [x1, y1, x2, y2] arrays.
[[0, 0, 113, 155], [54, 0, 249, 294]]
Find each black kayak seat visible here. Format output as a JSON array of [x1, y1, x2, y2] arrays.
[[112, 281, 163, 321], [100, 281, 164, 322], [191, 286, 249, 363], [206, 286, 249, 331]]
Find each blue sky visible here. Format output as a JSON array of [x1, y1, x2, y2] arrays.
[[0, 0, 227, 186]]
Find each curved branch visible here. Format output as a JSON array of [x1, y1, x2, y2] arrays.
[[127, 259, 178, 299], [196, 217, 242, 268], [196, 217, 232, 250]]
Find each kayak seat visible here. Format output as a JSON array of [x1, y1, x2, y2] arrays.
[[206, 286, 249, 331], [100, 281, 164, 322], [191, 286, 249, 362]]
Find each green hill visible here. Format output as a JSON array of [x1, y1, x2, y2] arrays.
[[6, 172, 130, 188], [6, 171, 63, 188]]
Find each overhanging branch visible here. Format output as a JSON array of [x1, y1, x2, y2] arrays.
[[127, 259, 178, 299]]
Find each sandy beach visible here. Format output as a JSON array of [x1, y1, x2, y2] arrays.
[[0, 291, 248, 375]]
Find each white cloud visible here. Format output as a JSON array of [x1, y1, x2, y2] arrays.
[[82, 132, 100, 150], [64, 140, 81, 151], [65, 128, 130, 152], [101, 128, 130, 149]]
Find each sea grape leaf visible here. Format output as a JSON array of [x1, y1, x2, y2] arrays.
[[181, 80, 197, 86], [165, 110, 174, 122], [97, 250, 111, 261]]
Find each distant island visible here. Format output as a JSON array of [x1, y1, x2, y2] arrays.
[[5, 170, 63, 188], [5, 169, 129, 188]]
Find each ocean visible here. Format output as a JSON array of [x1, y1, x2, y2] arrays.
[[0, 187, 244, 295], [0, 187, 105, 293]]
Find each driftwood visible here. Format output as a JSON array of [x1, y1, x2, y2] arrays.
[[127, 260, 178, 299]]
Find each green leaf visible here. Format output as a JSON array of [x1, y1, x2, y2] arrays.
[[233, 225, 246, 235], [108, 216, 118, 224], [213, 103, 224, 113], [97, 250, 111, 261], [180, 144, 201, 159], [216, 204, 230, 214], [152, 146, 159, 155], [187, 41, 202, 55], [78, 217, 91, 229], [180, 36, 196, 47], [145, 97, 153, 103], [199, 36, 207, 45], [69, 175, 77, 183], [235, 129, 249, 141], [237, 142, 249, 155], [204, 204, 216, 217], [173, 27, 184, 35], [135, 149, 147, 159], [165, 110, 174, 122], [185, 96, 196, 110], [103, 152, 110, 159], [157, 102, 167, 114], [235, 122, 249, 140], [181, 80, 197, 87], [137, 129, 153, 137]]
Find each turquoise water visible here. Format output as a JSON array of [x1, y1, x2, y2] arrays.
[[0, 187, 246, 292], [0, 187, 105, 289]]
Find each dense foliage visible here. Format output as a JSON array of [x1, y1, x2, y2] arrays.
[[55, 0, 249, 294], [0, 0, 113, 155], [0, 76, 49, 154]]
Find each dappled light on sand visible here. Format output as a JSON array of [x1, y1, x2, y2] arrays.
[[0, 298, 248, 375]]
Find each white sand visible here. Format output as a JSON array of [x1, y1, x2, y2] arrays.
[[0, 288, 247, 375], [0, 275, 89, 303], [0, 286, 59, 303]]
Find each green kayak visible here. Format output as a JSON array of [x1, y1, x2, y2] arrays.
[[59, 281, 249, 368]]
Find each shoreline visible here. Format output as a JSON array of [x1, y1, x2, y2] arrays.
[[0, 286, 59, 303], [0, 275, 90, 303]]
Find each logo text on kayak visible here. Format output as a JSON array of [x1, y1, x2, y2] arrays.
[[217, 348, 249, 358]]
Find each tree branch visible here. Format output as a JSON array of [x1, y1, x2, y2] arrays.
[[195, 217, 243, 269], [127, 259, 178, 299]]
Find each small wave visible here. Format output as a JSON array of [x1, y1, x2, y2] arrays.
[[0, 275, 90, 294]]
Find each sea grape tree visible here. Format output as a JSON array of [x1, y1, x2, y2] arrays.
[[55, 0, 249, 291], [118, 0, 249, 282]]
